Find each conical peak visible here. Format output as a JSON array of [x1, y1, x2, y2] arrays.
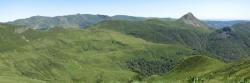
[[178, 12, 208, 28], [185, 12, 194, 16], [181, 12, 197, 20]]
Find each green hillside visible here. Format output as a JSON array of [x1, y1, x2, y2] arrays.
[[128, 55, 229, 83], [8, 13, 250, 62], [142, 56, 250, 83], [232, 22, 250, 47], [0, 23, 200, 83], [207, 23, 250, 61], [1, 13, 250, 83], [92, 19, 212, 50], [92, 18, 250, 62], [161, 56, 226, 82], [200, 58, 250, 83], [91, 13, 213, 51], [0, 23, 28, 52]]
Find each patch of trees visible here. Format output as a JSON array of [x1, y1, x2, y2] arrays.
[[222, 27, 232, 32], [126, 57, 176, 77]]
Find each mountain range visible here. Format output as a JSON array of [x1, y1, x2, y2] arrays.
[[8, 13, 248, 29], [0, 13, 249, 83]]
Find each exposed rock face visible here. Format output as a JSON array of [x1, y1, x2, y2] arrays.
[[178, 12, 209, 28]]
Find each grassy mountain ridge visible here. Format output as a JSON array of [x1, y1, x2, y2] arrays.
[[91, 18, 250, 61], [92, 19, 212, 50]]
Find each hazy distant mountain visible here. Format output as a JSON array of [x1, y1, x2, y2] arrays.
[[8, 14, 111, 29], [8, 13, 249, 29], [8, 14, 150, 29], [111, 15, 147, 21], [205, 20, 249, 29], [112, 15, 174, 21]]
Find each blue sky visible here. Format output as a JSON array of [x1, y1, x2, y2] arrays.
[[1, 0, 250, 22]]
